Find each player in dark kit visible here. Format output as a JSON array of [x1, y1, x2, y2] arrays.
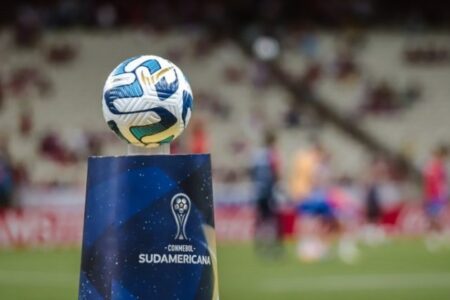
[[251, 131, 283, 257]]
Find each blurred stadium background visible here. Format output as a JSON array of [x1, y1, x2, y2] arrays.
[[0, 0, 449, 299]]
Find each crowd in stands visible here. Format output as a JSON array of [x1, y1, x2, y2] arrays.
[[39, 131, 103, 164], [358, 78, 422, 115], [4, 1, 450, 32], [403, 43, 450, 66], [282, 28, 427, 117]]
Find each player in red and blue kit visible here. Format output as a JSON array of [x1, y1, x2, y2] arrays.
[[423, 145, 448, 250]]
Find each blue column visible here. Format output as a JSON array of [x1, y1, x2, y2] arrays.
[[79, 154, 218, 300]]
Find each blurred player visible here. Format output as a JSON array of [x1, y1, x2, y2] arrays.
[[328, 176, 362, 263], [361, 156, 388, 247], [423, 144, 449, 251], [0, 140, 13, 208], [189, 118, 209, 154], [289, 139, 334, 262], [251, 131, 283, 257]]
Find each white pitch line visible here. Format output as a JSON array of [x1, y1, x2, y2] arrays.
[[0, 270, 78, 287], [261, 273, 450, 292]]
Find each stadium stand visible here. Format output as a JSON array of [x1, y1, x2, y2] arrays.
[[0, 29, 448, 190]]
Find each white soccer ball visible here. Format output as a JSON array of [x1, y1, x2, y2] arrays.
[[102, 55, 193, 148]]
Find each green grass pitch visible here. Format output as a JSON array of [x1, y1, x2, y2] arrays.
[[0, 239, 449, 299]]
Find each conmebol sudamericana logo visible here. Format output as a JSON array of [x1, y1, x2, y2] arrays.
[[171, 193, 191, 240]]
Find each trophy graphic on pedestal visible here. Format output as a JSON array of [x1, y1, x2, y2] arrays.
[[78, 56, 219, 300], [171, 193, 192, 241]]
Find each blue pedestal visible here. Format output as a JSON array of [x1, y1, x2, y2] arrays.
[[78, 154, 219, 300]]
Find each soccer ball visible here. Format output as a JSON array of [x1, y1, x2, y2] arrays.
[[102, 55, 193, 148]]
